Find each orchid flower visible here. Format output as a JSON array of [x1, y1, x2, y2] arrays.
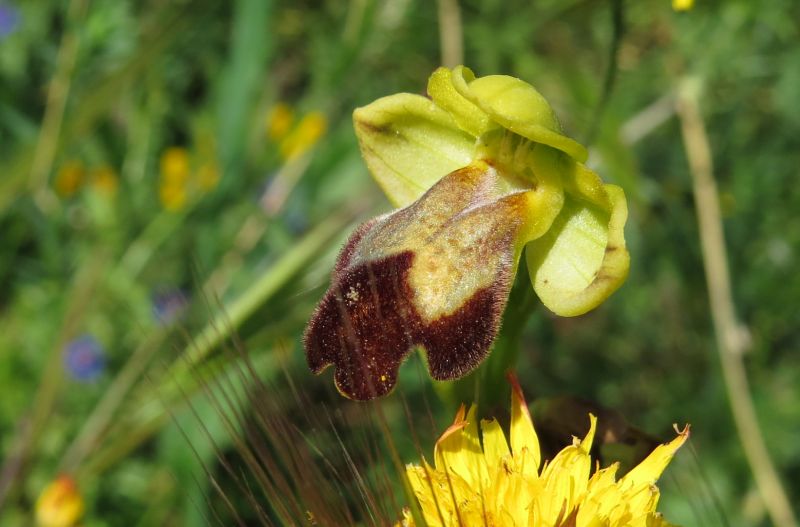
[[304, 66, 629, 400]]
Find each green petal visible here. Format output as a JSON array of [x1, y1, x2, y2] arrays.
[[353, 92, 475, 207], [526, 149, 630, 317], [450, 66, 588, 163], [427, 66, 494, 138]]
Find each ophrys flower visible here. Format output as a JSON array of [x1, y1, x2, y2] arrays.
[[305, 66, 629, 400]]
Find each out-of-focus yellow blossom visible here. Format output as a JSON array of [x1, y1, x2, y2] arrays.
[[400, 376, 689, 527], [672, 0, 693, 11], [160, 147, 191, 185], [35, 475, 84, 527], [196, 162, 221, 191], [89, 165, 119, 196], [279, 111, 327, 160], [158, 146, 220, 210], [159, 147, 192, 211], [159, 181, 187, 211], [54, 161, 85, 197], [266, 102, 295, 141]]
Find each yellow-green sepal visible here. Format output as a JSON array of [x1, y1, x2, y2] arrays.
[[525, 147, 630, 317], [450, 66, 588, 163], [352, 93, 475, 207]]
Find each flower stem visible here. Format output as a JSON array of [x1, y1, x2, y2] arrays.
[[437, 0, 463, 68], [441, 264, 535, 413], [676, 77, 798, 527], [29, 0, 88, 213], [583, 0, 625, 147]]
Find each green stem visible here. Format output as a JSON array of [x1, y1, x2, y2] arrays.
[[441, 264, 535, 413], [477, 262, 536, 411], [29, 0, 88, 212], [677, 78, 798, 527], [583, 0, 625, 147]]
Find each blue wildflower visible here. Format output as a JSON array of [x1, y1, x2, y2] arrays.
[[0, 4, 20, 39], [152, 288, 188, 325], [63, 335, 105, 382]]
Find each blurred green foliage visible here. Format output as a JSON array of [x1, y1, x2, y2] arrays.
[[0, 0, 798, 526]]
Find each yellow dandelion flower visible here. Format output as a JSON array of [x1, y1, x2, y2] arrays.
[[400, 376, 689, 527], [672, 0, 693, 11], [54, 161, 85, 198], [89, 165, 119, 196], [279, 111, 328, 160], [35, 475, 84, 527], [267, 102, 295, 141], [160, 147, 191, 185]]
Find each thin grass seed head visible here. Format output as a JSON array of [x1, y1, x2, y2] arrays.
[[399, 375, 689, 527], [304, 66, 630, 400]]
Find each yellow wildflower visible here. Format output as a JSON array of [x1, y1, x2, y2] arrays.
[[89, 165, 119, 196], [672, 0, 693, 11], [279, 111, 327, 160], [160, 147, 191, 185], [35, 475, 84, 527], [400, 376, 688, 526], [266, 102, 295, 140], [159, 181, 187, 211], [54, 161, 85, 197], [158, 147, 192, 210]]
